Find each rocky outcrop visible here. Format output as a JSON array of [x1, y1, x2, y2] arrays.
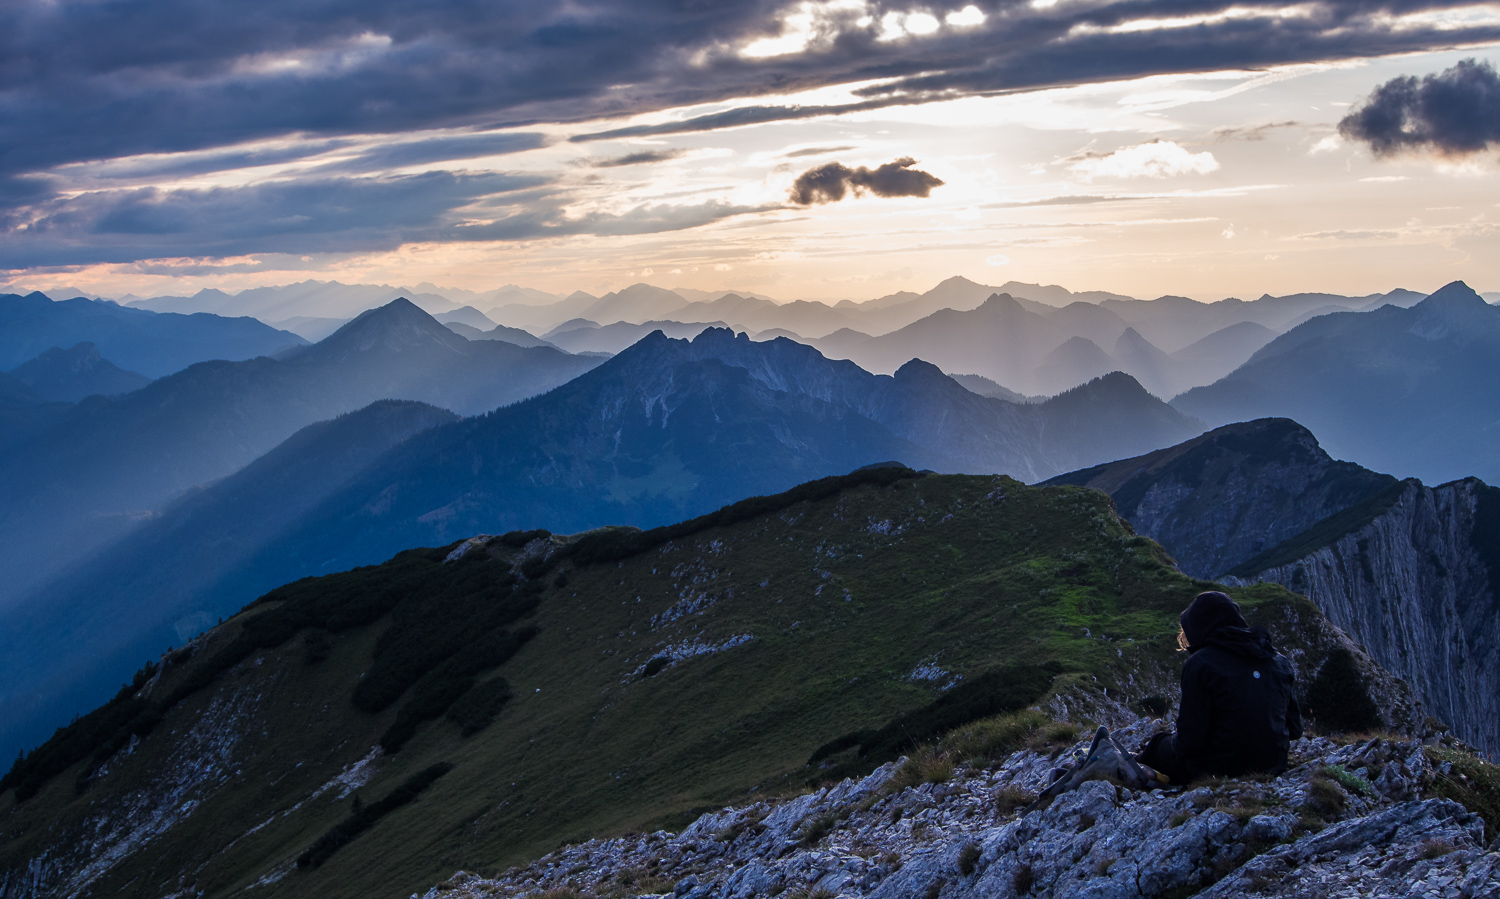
[[423, 725, 1498, 899], [1229, 479, 1500, 759], [1044, 418, 1395, 579]]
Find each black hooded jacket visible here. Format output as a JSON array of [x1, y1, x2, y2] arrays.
[[1172, 592, 1303, 776]]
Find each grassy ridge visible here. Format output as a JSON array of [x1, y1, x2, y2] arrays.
[[0, 472, 1305, 899]]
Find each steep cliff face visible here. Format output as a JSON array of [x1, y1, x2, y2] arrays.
[[1045, 418, 1395, 578], [1230, 479, 1500, 758]]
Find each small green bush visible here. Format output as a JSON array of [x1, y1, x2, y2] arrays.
[[1304, 648, 1381, 734], [810, 664, 1059, 770], [1428, 746, 1500, 840], [1323, 763, 1373, 796], [1305, 776, 1347, 817], [498, 529, 551, 547], [297, 762, 453, 868], [957, 842, 982, 875], [1137, 695, 1169, 717], [304, 629, 334, 664], [446, 678, 513, 736], [943, 709, 1050, 764]]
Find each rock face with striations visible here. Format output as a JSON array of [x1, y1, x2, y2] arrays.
[[1228, 478, 1500, 758]]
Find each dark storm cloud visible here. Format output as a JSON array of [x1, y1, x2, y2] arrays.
[[788, 157, 943, 205], [1338, 58, 1500, 157], [10, 0, 1500, 176], [589, 149, 687, 167], [782, 146, 857, 158], [5, 0, 1500, 266]]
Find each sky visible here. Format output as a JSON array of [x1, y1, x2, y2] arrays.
[[2, 0, 1499, 303]]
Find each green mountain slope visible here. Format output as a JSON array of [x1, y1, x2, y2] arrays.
[[0, 470, 1366, 899]]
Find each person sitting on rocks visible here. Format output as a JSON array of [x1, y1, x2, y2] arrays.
[[1136, 590, 1303, 784]]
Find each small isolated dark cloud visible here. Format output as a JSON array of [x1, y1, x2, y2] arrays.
[[788, 157, 944, 205], [590, 149, 686, 167], [1211, 121, 1302, 142], [782, 145, 857, 158], [1339, 58, 1500, 157], [983, 195, 1151, 208]]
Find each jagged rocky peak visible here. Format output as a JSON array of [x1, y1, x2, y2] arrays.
[[1044, 417, 1397, 579]]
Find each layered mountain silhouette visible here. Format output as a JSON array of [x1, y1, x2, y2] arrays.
[[7, 342, 151, 401], [0, 299, 600, 606], [210, 329, 1202, 591], [0, 327, 1202, 761], [1172, 281, 1500, 483], [0, 400, 458, 766], [0, 291, 305, 377]]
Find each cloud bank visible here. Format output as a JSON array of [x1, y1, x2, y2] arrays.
[[1338, 58, 1500, 157], [789, 157, 944, 204], [4, 0, 1500, 268]]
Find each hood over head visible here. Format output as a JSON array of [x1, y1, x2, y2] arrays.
[[1180, 591, 1276, 659]]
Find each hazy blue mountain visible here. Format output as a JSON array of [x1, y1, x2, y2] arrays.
[[1031, 336, 1116, 395], [442, 321, 557, 349], [0, 400, 458, 765], [994, 280, 1136, 307], [843, 294, 1075, 389], [0, 374, 67, 454], [434, 306, 498, 330], [946, 373, 1038, 403], [1045, 417, 1397, 578], [266, 315, 350, 342], [127, 279, 462, 320], [1166, 321, 1276, 390], [8, 342, 150, 401], [1172, 281, 1500, 483], [1098, 289, 1418, 353], [0, 292, 305, 377], [222, 329, 1201, 594], [580, 283, 691, 325], [669, 286, 780, 303], [0, 370, 45, 406], [487, 289, 603, 333], [546, 319, 730, 354], [0, 299, 601, 607]]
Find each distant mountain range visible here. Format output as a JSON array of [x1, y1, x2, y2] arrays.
[[240, 329, 1203, 585], [0, 299, 600, 607], [30, 276, 1460, 412], [0, 291, 304, 377], [1173, 281, 1500, 484], [0, 325, 1206, 760]]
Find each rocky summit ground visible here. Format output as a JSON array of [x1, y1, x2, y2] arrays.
[[421, 717, 1500, 899]]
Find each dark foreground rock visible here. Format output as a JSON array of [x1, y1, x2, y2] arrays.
[[424, 723, 1499, 899]]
